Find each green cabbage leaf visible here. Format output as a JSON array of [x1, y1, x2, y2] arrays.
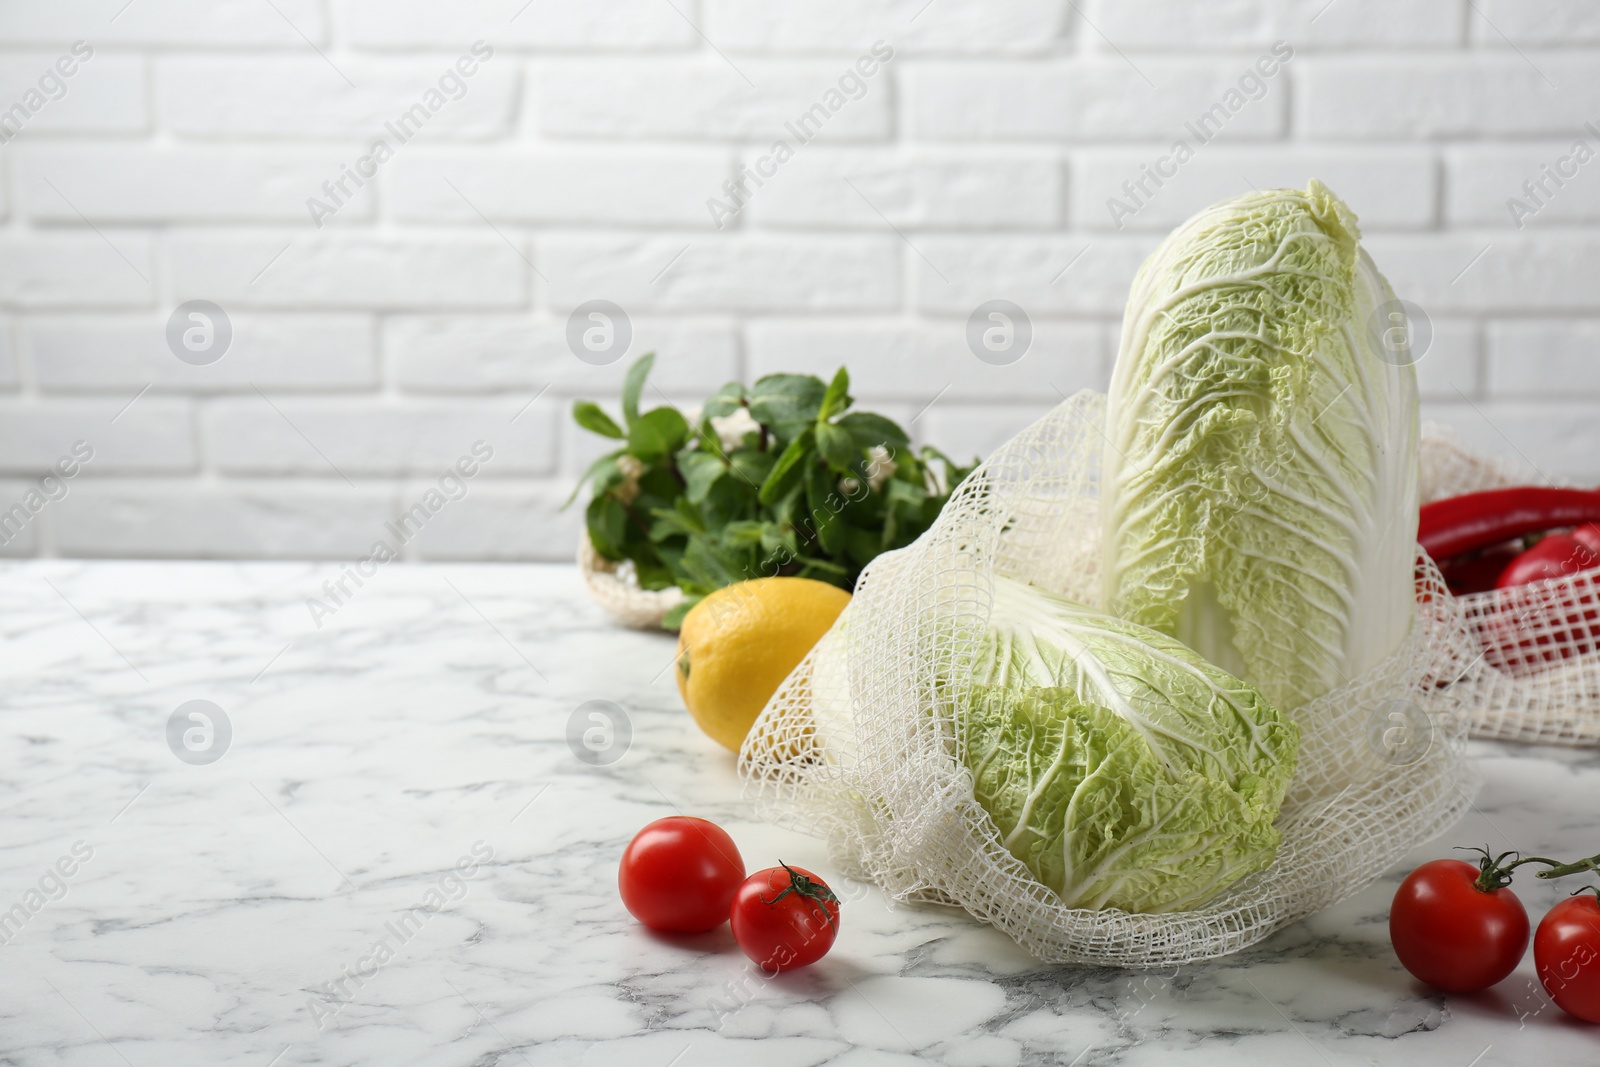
[[961, 576, 1299, 913], [1101, 180, 1420, 711]]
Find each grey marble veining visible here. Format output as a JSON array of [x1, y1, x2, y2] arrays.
[[0, 560, 1595, 1066]]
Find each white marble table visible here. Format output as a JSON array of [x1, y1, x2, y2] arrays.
[[1, 561, 1596, 1066]]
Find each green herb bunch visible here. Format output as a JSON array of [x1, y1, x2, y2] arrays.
[[569, 354, 977, 628]]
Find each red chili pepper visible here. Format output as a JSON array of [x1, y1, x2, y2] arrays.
[[1419, 488, 1600, 561]]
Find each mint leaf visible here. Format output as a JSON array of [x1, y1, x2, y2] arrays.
[[628, 406, 689, 461], [660, 597, 698, 631], [699, 381, 747, 420], [836, 411, 910, 452], [679, 450, 725, 504], [804, 463, 846, 554], [815, 421, 859, 472], [759, 428, 813, 506], [818, 366, 851, 422], [749, 374, 825, 437], [721, 520, 765, 548], [572, 400, 624, 439], [679, 536, 748, 590], [586, 494, 629, 558], [562, 447, 624, 509], [621, 352, 656, 428], [729, 448, 775, 488]]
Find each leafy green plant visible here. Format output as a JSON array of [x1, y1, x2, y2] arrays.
[[569, 354, 977, 628]]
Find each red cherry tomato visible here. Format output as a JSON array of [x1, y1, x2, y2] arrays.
[[1389, 859, 1529, 992], [730, 863, 840, 973], [618, 817, 744, 933], [1535, 890, 1600, 1023]]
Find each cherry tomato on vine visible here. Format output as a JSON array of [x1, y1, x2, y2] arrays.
[[618, 817, 745, 933], [730, 863, 841, 973], [1389, 859, 1529, 992], [1534, 889, 1600, 1023]]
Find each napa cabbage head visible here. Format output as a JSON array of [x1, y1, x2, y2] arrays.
[[962, 575, 1298, 913], [1101, 181, 1420, 711]]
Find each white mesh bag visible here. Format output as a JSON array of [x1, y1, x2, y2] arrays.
[[740, 392, 1484, 967], [1418, 423, 1600, 746]]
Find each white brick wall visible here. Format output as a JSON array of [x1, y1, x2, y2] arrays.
[[2, 1, 1597, 560]]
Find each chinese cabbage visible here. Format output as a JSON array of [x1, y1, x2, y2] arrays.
[[1101, 181, 1420, 710], [961, 575, 1298, 913]]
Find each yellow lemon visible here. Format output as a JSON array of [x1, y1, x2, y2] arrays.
[[675, 577, 850, 753]]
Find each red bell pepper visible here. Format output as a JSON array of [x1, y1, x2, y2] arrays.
[[1486, 529, 1600, 671], [1437, 541, 1522, 596], [1422, 492, 1600, 671], [1572, 522, 1600, 558], [1496, 533, 1600, 589]]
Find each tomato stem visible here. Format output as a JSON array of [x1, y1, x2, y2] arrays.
[[1459, 845, 1600, 892], [1534, 852, 1600, 880], [1466, 848, 1519, 891], [761, 861, 841, 932]]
